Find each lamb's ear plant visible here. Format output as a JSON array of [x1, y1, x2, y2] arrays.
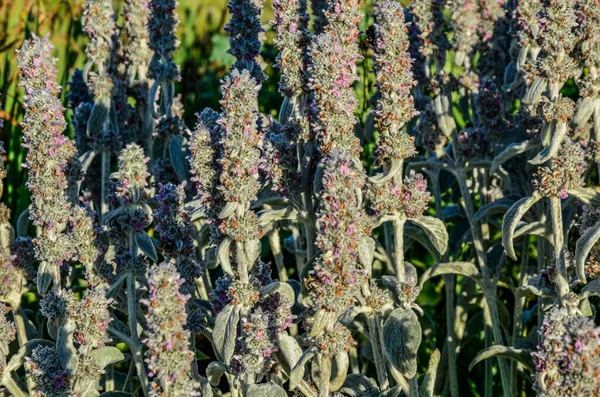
[[7, 0, 600, 396]]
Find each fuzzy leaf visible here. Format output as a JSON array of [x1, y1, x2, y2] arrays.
[[358, 237, 376, 272], [419, 262, 480, 288], [16, 207, 30, 237], [89, 347, 124, 369], [472, 195, 521, 225], [206, 361, 228, 387], [289, 348, 316, 390], [490, 141, 539, 174], [217, 236, 234, 276], [100, 393, 136, 397], [134, 232, 157, 262], [339, 374, 379, 397], [213, 304, 240, 365], [502, 192, 542, 260], [469, 345, 534, 372], [330, 352, 350, 391], [36, 261, 53, 296], [382, 308, 422, 378], [261, 281, 295, 302], [529, 122, 567, 165], [57, 318, 78, 377], [575, 222, 600, 284], [409, 216, 448, 255], [419, 349, 441, 397], [169, 135, 188, 183], [277, 334, 303, 374], [246, 382, 287, 397], [87, 95, 110, 137], [378, 385, 403, 397], [573, 97, 597, 127], [569, 187, 600, 207]]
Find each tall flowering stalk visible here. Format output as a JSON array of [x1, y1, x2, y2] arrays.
[[104, 143, 153, 395], [299, 1, 373, 396], [17, 35, 77, 295], [143, 260, 198, 396], [82, 0, 120, 218]]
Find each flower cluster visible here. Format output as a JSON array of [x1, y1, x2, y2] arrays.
[[82, 0, 117, 70], [216, 70, 263, 210], [308, 0, 363, 156], [533, 305, 600, 396], [0, 304, 15, 371], [370, 0, 419, 165], [225, 0, 267, 83], [148, 0, 180, 83], [122, 0, 152, 80], [154, 183, 202, 293], [272, 0, 310, 98], [533, 141, 586, 198], [369, 170, 431, 219], [308, 152, 371, 312], [143, 260, 198, 396], [26, 346, 71, 396]]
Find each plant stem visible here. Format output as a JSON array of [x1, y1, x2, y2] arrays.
[[456, 171, 511, 395], [368, 316, 389, 390], [549, 196, 568, 300], [393, 219, 406, 282], [1, 373, 28, 397], [268, 228, 288, 281], [318, 355, 331, 397], [100, 150, 110, 220], [127, 273, 149, 396]]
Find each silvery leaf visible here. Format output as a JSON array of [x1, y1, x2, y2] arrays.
[[469, 345, 534, 372], [87, 95, 110, 137], [502, 192, 542, 260], [419, 349, 441, 397], [409, 216, 448, 255], [246, 382, 287, 397], [289, 348, 316, 390], [472, 194, 521, 225], [261, 281, 295, 302], [89, 346, 124, 369], [217, 236, 234, 276], [169, 135, 188, 183], [206, 361, 228, 387], [575, 222, 600, 284], [339, 374, 379, 397], [330, 352, 350, 391], [213, 303, 240, 365], [529, 122, 567, 165], [37, 261, 53, 296], [57, 318, 78, 377], [490, 140, 539, 174], [16, 206, 30, 237], [357, 237, 376, 271], [419, 262, 480, 289], [383, 308, 422, 378], [277, 334, 303, 374], [135, 232, 157, 262], [572, 97, 596, 127]]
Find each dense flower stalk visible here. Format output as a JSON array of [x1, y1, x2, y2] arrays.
[[17, 35, 78, 292], [308, 0, 363, 156], [123, 0, 152, 81], [272, 0, 310, 98], [225, 0, 267, 83], [148, 0, 180, 86], [532, 305, 600, 396], [143, 260, 198, 396]]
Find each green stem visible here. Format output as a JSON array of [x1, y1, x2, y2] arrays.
[[393, 220, 406, 283]]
